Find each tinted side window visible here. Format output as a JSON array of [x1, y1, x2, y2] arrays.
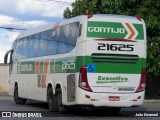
[[41, 31, 49, 40], [69, 22, 79, 46], [59, 25, 69, 44], [11, 40, 17, 63], [12, 40, 17, 50], [59, 42, 67, 54], [15, 38, 24, 60], [31, 33, 40, 57], [33, 40, 39, 57], [58, 25, 69, 54], [48, 41, 58, 55], [38, 40, 48, 56], [23, 37, 32, 58], [48, 29, 59, 41], [47, 28, 59, 55], [31, 33, 40, 39]]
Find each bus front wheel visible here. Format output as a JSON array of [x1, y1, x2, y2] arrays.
[[14, 85, 27, 104]]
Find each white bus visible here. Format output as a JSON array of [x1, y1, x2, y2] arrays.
[[4, 14, 146, 113]]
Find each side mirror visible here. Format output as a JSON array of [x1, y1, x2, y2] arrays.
[[4, 49, 13, 64]]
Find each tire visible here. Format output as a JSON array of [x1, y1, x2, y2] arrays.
[[14, 85, 27, 105], [56, 88, 68, 113], [47, 87, 58, 112]]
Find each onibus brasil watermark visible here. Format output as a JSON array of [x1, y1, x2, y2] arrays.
[[1, 112, 42, 118]]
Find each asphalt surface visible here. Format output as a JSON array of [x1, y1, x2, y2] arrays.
[[0, 92, 160, 120]]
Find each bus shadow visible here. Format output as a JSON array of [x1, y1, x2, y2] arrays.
[[26, 100, 49, 110], [25, 100, 148, 117]]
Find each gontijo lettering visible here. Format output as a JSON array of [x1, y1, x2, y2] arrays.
[[88, 27, 125, 34], [21, 64, 32, 71]]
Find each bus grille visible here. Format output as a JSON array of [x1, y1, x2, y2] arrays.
[[91, 53, 139, 64]]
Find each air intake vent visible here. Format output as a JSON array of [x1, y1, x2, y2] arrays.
[[91, 53, 139, 64]]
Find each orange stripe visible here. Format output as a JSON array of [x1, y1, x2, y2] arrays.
[[44, 59, 49, 74], [125, 23, 135, 39], [41, 75, 46, 88], [35, 61, 40, 74]]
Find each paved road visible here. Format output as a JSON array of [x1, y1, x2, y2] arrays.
[[0, 92, 160, 120]]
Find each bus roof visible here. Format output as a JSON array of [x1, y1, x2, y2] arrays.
[[16, 15, 85, 39], [16, 14, 144, 39]]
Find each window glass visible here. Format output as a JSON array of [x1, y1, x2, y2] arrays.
[[12, 40, 17, 56], [15, 38, 24, 60], [59, 25, 69, 44], [48, 28, 59, 41], [48, 41, 58, 55], [33, 40, 39, 57], [12, 40, 17, 50], [69, 22, 79, 46], [23, 37, 31, 58], [58, 43, 67, 54], [29, 39, 35, 58], [38, 40, 48, 56], [67, 45, 74, 52], [41, 31, 48, 40], [31, 33, 40, 39], [30, 34, 40, 57], [11, 40, 17, 63]]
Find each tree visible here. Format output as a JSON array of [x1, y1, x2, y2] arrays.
[[63, 0, 160, 98]]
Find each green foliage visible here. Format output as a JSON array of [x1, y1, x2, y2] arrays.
[[63, 0, 160, 78]]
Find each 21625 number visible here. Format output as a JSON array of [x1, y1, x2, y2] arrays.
[[98, 43, 134, 52]]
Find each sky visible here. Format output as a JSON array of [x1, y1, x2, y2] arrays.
[[0, 0, 74, 63]]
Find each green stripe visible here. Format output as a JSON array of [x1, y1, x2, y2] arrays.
[[18, 56, 146, 74], [87, 21, 144, 40], [133, 24, 144, 40], [19, 61, 35, 74], [50, 59, 55, 73], [40, 61, 44, 74], [38, 75, 41, 87], [86, 56, 144, 74]]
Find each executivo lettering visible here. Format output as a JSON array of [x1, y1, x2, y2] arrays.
[[97, 76, 128, 83]]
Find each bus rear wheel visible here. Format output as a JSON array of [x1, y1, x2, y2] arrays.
[[14, 85, 27, 104], [56, 88, 69, 113], [47, 87, 58, 112]]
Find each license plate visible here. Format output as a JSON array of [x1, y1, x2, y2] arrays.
[[109, 96, 120, 101]]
